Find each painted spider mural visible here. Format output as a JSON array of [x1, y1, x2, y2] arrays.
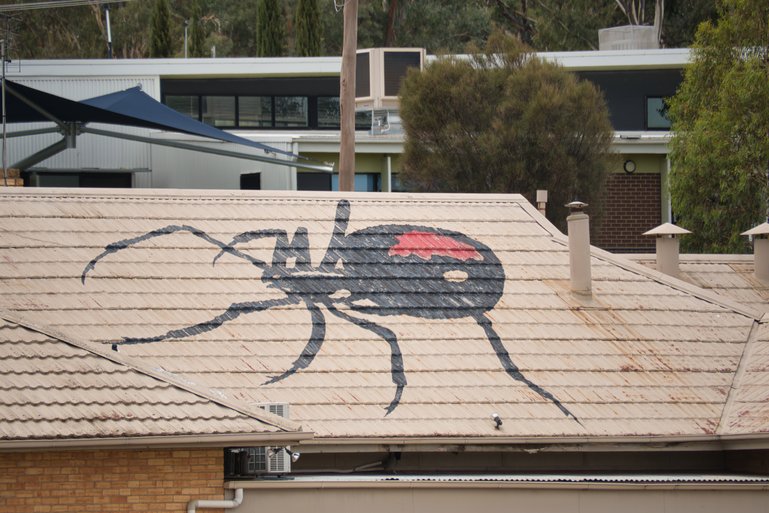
[[81, 199, 577, 420]]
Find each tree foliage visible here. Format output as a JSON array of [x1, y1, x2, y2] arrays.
[[295, 0, 321, 56], [668, 0, 769, 253], [399, 33, 613, 230], [256, 0, 285, 57], [3, 0, 720, 58], [150, 0, 173, 58], [189, 0, 207, 58]]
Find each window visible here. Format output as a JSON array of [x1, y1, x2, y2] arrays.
[[391, 174, 409, 192], [646, 97, 671, 130], [165, 95, 199, 119], [275, 97, 308, 127], [240, 173, 261, 190], [317, 96, 340, 128], [239, 97, 272, 127], [298, 172, 381, 192], [202, 96, 235, 127], [297, 172, 332, 191], [23, 171, 132, 188], [355, 110, 373, 131], [164, 93, 349, 129], [332, 173, 381, 192]]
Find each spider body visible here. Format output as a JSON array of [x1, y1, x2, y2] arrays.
[[82, 199, 576, 420]]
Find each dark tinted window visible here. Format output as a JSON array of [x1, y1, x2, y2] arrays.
[[297, 172, 332, 191], [240, 173, 261, 190]]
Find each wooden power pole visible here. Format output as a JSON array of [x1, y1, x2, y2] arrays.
[[338, 0, 357, 192]]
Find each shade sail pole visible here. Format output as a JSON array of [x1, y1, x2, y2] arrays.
[[338, 0, 358, 192]]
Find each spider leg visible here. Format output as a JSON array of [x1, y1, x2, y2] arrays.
[[82, 225, 265, 283], [211, 229, 287, 265], [264, 299, 326, 385], [474, 312, 580, 423], [111, 296, 301, 350], [326, 304, 406, 416]]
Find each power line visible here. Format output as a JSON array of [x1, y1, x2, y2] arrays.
[[0, 0, 134, 14]]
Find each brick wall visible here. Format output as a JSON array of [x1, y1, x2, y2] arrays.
[[0, 448, 224, 513], [0, 169, 23, 187], [594, 173, 661, 252]]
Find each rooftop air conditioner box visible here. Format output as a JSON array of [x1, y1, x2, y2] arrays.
[[355, 48, 425, 110], [598, 25, 659, 50]]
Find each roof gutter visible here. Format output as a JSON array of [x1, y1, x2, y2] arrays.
[[0, 431, 314, 452], [297, 433, 769, 453]]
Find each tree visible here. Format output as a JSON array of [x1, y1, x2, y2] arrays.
[[295, 0, 321, 56], [189, 0, 207, 58], [399, 33, 613, 230], [529, 0, 623, 50], [668, 0, 769, 253], [150, 0, 173, 58], [256, 0, 285, 57], [387, 1, 492, 53]]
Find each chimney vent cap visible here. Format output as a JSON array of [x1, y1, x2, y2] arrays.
[[742, 222, 769, 237], [643, 223, 691, 237], [565, 201, 588, 212]]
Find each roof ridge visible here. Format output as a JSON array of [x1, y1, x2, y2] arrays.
[[519, 198, 764, 320], [716, 318, 763, 435], [0, 309, 307, 434], [0, 187, 530, 204], [545, 237, 764, 321]]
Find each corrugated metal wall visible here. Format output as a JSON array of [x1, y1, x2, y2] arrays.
[[6, 77, 159, 171]]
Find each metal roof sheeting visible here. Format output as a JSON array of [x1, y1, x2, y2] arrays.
[[630, 254, 769, 315], [0, 189, 766, 441]]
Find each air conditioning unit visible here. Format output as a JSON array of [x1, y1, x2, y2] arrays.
[[355, 47, 425, 110], [224, 403, 292, 477], [258, 403, 291, 474]]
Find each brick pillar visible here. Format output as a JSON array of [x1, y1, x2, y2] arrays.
[[1, 168, 23, 187]]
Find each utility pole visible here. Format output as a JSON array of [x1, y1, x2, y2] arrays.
[[338, 0, 357, 192]]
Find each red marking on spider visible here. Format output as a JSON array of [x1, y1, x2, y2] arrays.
[[388, 231, 483, 261]]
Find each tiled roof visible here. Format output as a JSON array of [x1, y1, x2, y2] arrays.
[[0, 188, 766, 442], [0, 311, 305, 446]]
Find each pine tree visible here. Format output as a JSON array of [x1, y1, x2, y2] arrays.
[[150, 0, 173, 58], [256, 0, 285, 57], [295, 0, 321, 56]]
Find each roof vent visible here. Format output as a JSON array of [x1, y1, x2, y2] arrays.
[[742, 223, 769, 281], [566, 201, 591, 295], [643, 223, 691, 278]]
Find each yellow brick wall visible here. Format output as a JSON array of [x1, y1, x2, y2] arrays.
[[0, 448, 225, 513], [0, 169, 23, 187]]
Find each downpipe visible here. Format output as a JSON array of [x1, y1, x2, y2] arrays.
[[187, 488, 243, 513]]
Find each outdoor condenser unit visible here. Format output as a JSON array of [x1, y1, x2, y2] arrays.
[[224, 403, 291, 476], [355, 48, 425, 110]]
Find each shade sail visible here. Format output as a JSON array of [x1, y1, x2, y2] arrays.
[[4, 79, 297, 158]]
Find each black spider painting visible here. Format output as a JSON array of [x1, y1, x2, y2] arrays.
[[81, 199, 577, 420]]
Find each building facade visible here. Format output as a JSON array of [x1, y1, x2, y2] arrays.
[[4, 49, 688, 251]]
